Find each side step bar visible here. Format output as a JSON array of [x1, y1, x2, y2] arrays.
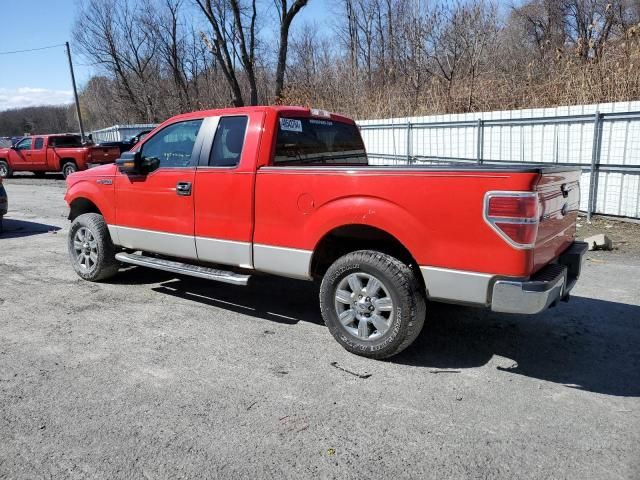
[[115, 252, 251, 286]]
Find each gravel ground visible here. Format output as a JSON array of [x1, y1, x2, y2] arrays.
[[1, 175, 639, 479]]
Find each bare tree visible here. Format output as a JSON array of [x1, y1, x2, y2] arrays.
[[195, 0, 259, 106], [274, 0, 309, 101]]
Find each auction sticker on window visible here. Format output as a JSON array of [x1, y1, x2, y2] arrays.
[[279, 118, 303, 132]]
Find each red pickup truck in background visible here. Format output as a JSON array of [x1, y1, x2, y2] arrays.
[[64, 106, 587, 359], [0, 134, 120, 179]]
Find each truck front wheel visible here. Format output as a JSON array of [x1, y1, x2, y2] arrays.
[[320, 250, 426, 359], [0, 160, 12, 178], [62, 161, 78, 179], [68, 213, 119, 282]]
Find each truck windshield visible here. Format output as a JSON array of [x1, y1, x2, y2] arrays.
[[273, 117, 368, 166]]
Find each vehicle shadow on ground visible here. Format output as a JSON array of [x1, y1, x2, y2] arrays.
[[396, 298, 640, 397], [117, 267, 640, 397], [5, 174, 66, 181], [149, 274, 323, 326], [0, 218, 61, 238]]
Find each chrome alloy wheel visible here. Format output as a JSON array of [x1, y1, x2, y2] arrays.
[[72, 227, 98, 271], [0, 164, 8, 177], [63, 163, 76, 177], [334, 272, 395, 341]]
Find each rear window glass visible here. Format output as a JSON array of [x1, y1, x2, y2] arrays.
[[273, 117, 368, 166], [34, 138, 44, 149], [209, 116, 248, 167], [50, 136, 82, 147]]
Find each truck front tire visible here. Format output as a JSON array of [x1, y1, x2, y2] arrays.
[[0, 160, 12, 178], [320, 250, 426, 359], [68, 213, 119, 282]]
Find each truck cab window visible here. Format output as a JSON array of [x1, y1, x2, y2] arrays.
[[34, 138, 44, 149], [273, 117, 368, 167], [209, 116, 248, 167], [141, 119, 203, 168], [50, 136, 82, 147], [16, 138, 32, 150]]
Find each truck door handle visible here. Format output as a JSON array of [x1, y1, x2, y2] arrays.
[[176, 182, 192, 196]]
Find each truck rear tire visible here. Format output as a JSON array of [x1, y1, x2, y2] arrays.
[[68, 213, 119, 282], [62, 161, 78, 179], [0, 160, 12, 178], [320, 250, 426, 359]]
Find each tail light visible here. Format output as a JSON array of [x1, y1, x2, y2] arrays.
[[484, 192, 540, 249]]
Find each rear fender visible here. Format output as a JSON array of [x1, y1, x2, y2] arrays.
[[306, 196, 427, 263]]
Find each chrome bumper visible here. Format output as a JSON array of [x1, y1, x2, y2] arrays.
[[491, 241, 588, 314]]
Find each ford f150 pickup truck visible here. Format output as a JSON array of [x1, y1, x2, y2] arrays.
[[64, 106, 587, 359], [0, 134, 120, 179]]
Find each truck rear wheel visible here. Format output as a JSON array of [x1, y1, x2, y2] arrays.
[[320, 250, 426, 359], [68, 213, 119, 282], [0, 160, 12, 178], [62, 161, 78, 179]]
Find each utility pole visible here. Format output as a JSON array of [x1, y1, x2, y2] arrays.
[[65, 41, 86, 141]]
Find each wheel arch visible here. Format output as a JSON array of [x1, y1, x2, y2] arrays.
[[309, 224, 424, 288], [60, 157, 78, 166], [68, 197, 103, 222]]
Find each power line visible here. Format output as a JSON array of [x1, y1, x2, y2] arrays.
[[0, 44, 66, 56]]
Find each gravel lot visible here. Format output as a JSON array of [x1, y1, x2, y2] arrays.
[[1, 175, 639, 479]]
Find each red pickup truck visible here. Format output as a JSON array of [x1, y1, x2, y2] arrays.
[[64, 106, 587, 359], [0, 134, 120, 179]]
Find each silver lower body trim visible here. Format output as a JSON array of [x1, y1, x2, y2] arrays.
[[196, 237, 252, 268], [253, 244, 313, 280], [107, 225, 312, 279], [420, 266, 494, 306], [109, 225, 198, 260]]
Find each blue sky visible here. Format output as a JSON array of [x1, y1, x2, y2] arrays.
[[0, 0, 91, 110], [0, 0, 332, 111], [0, 0, 510, 111]]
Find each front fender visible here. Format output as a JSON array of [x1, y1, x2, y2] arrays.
[[65, 178, 115, 224]]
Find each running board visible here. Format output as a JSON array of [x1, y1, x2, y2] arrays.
[[115, 252, 251, 286]]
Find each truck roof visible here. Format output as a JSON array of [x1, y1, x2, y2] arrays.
[[168, 105, 356, 125]]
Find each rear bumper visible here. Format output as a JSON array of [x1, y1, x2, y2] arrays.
[[490, 241, 588, 314], [420, 241, 588, 314]]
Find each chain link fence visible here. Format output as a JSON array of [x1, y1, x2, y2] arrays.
[[91, 124, 158, 143], [358, 102, 640, 220]]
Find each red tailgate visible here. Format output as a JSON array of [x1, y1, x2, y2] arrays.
[[533, 170, 581, 273], [90, 146, 120, 164]]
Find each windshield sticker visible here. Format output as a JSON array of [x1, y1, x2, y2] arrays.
[[280, 118, 303, 132], [309, 119, 333, 126]]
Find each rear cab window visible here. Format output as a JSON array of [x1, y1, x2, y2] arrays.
[[273, 116, 368, 167], [208, 116, 248, 167], [50, 136, 83, 148]]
